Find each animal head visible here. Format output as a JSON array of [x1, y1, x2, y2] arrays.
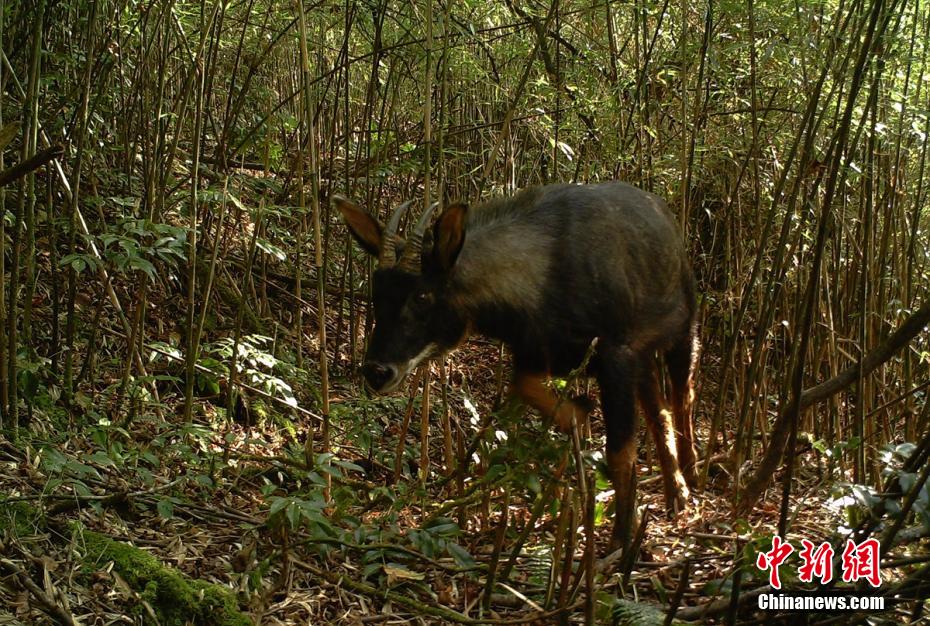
[[333, 195, 469, 393]]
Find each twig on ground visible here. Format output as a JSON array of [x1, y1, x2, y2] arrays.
[[0, 553, 78, 626]]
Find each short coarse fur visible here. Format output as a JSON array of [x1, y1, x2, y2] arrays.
[[450, 182, 696, 375]]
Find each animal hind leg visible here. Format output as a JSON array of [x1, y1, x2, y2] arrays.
[[666, 329, 699, 488], [638, 356, 690, 515], [596, 344, 639, 554], [513, 371, 592, 434]]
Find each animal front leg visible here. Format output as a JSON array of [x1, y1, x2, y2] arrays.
[[596, 344, 639, 554], [513, 372, 592, 434]]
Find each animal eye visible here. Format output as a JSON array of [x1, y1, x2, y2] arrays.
[[415, 291, 432, 305]]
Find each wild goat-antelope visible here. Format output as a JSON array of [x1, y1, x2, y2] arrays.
[[334, 182, 699, 551]]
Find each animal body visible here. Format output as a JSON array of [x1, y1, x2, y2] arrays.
[[334, 182, 699, 551]]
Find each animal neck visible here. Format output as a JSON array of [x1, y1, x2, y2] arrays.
[[446, 221, 553, 346]]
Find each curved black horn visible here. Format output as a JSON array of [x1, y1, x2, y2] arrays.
[[398, 201, 440, 272]]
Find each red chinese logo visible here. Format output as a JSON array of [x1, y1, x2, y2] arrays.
[[841, 538, 881, 587], [798, 540, 834, 584], [755, 536, 882, 588], [756, 536, 794, 589]]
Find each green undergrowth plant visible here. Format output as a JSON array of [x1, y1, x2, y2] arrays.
[[830, 440, 930, 533], [60, 216, 188, 282]]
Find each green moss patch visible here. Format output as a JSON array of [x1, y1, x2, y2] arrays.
[[76, 527, 250, 626], [611, 598, 686, 626], [0, 500, 43, 539]]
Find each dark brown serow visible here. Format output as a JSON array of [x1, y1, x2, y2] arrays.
[[334, 182, 699, 553]]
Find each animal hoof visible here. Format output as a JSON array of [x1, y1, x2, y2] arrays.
[[683, 467, 699, 490], [673, 494, 688, 517], [663, 484, 690, 518]]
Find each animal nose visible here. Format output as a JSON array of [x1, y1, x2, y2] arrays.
[[362, 362, 396, 391]]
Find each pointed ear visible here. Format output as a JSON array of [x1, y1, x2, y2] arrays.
[[433, 202, 468, 271], [332, 195, 382, 257]]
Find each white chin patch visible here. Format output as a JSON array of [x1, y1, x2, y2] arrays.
[[406, 343, 439, 372], [381, 343, 438, 393]]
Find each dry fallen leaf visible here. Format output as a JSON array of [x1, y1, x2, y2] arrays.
[[383, 564, 424, 585]]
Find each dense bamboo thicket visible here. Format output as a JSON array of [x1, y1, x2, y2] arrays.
[[0, 0, 928, 623]]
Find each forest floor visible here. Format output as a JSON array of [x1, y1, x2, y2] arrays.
[[0, 343, 855, 625]]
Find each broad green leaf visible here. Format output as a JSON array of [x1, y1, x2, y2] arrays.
[[157, 498, 175, 520]]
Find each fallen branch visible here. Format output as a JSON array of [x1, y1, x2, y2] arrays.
[[0, 144, 63, 187], [675, 585, 771, 621], [0, 549, 77, 626], [299, 535, 482, 573], [800, 300, 930, 407], [294, 556, 584, 625], [738, 299, 930, 513]]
